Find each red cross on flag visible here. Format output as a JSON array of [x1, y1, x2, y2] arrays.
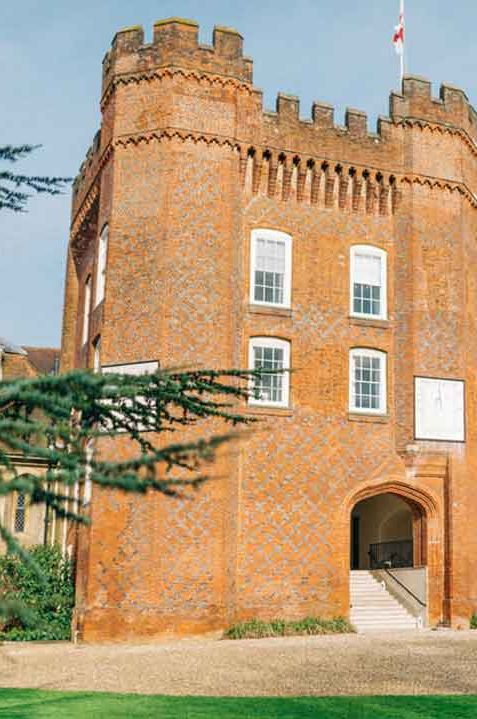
[[393, 0, 405, 56]]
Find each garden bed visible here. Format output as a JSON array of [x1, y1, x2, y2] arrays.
[[224, 616, 354, 639]]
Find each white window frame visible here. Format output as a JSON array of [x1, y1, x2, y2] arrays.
[[13, 491, 26, 534], [82, 275, 92, 345], [95, 224, 109, 307], [350, 245, 387, 320], [250, 229, 292, 308], [248, 337, 290, 408], [93, 336, 101, 373], [83, 439, 94, 507], [349, 348, 387, 415]]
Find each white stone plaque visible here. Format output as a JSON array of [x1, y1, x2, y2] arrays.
[[415, 377, 465, 442]]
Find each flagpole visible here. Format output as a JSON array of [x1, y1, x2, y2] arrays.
[[400, 43, 404, 87], [400, 0, 405, 85]]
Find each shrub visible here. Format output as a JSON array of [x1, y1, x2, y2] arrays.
[[224, 616, 354, 640], [0, 544, 74, 641], [470, 614, 477, 629]]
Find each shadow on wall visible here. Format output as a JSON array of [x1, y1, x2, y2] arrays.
[[351, 493, 414, 570]]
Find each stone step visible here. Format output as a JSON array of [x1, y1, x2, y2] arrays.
[[349, 569, 420, 633], [352, 600, 401, 604], [352, 611, 412, 618], [350, 589, 394, 603], [351, 607, 412, 619], [353, 620, 417, 627], [350, 574, 377, 584], [351, 596, 406, 603], [351, 603, 414, 614], [350, 611, 414, 622], [353, 625, 417, 632], [351, 613, 413, 621], [351, 585, 382, 590], [350, 573, 378, 579], [351, 604, 412, 612], [350, 575, 379, 580], [352, 612, 415, 618], [352, 620, 416, 627]]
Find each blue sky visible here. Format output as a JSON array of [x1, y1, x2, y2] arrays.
[[1, 0, 476, 347]]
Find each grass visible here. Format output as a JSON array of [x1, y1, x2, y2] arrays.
[[2, 690, 477, 718], [224, 616, 354, 639], [470, 614, 477, 629]]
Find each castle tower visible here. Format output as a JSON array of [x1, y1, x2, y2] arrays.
[[62, 19, 477, 640]]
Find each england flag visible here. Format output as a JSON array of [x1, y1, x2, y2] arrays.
[[393, 1, 405, 56]]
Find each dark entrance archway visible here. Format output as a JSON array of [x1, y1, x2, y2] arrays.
[[350, 492, 427, 571], [345, 480, 443, 627]]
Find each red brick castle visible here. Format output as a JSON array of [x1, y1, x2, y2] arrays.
[[61, 18, 477, 640]]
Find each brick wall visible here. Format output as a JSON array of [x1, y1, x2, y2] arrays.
[[62, 18, 477, 640]]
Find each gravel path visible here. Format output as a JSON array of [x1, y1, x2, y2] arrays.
[[1, 631, 477, 696]]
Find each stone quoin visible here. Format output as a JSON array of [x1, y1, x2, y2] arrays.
[[61, 17, 477, 641]]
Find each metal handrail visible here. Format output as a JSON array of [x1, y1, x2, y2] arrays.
[[369, 546, 427, 608], [383, 567, 427, 608]]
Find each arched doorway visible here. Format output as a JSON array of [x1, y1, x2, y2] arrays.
[[345, 481, 445, 627], [349, 490, 430, 629], [350, 492, 427, 570]]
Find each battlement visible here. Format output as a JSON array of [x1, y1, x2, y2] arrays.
[[256, 74, 477, 153], [263, 93, 390, 146], [72, 129, 102, 217], [100, 20, 477, 144], [102, 18, 253, 96], [390, 75, 477, 137], [70, 22, 477, 229]]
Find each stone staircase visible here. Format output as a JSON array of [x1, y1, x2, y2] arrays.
[[350, 570, 419, 632]]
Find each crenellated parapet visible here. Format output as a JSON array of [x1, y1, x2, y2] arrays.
[[101, 18, 253, 101], [270, 95, 376, 138], [259, 81, 477, 152], [71, 130, 103, 218], [70, 19, 477, 235], [98, 19, 477, 166], [390, 75, 477, 140], [261, 93, 394, 150]]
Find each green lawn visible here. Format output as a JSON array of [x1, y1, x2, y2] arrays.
[[1, 690, 477, 718]]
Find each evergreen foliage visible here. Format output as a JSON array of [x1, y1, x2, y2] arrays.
[[0, 368, 256, 620], [0, 144, 270, 631], [0, 544, 74, 640], [0, 145, 71, 212]]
